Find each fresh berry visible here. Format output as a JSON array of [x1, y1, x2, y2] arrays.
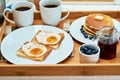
[[85, 49, 92, 55], [81, 25, 84, 28], [80, 44, 98, 55], [80, 28, 84, 33], [89, 35, 94, 40], [83, 32, 88, 38], [80, 25, 98, 40]]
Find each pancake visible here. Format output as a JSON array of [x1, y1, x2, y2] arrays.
[[85, 13, 114, 31], [83, 24, 96, 35], [81, 13, 114, 39]]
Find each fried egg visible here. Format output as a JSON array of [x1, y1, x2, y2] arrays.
[[21, 42, 47, 57], [36, 31, 61, 45]]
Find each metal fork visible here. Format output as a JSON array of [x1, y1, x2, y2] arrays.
[[63, 20, 70, 33], [63, 20, 74, 57]]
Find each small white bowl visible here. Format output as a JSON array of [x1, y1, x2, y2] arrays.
[[79, 44, 100, 63]]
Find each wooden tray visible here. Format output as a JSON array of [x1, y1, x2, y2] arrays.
[[0, 11, 120, 76]]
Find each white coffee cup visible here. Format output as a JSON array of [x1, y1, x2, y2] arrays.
[[3, 1, 34, 27], [39, 0, 69, 26]]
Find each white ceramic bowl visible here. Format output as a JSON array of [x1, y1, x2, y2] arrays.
[[79, 44, 100, 63]]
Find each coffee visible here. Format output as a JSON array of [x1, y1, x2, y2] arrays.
[[15, 7, 30, 11], [44, 5, 58, 8]]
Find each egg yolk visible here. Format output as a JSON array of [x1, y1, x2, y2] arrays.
[[47, 36, 57, 43], [30, 48, 43, 55]]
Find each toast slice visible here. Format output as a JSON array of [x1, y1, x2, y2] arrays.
[[32, 30, 64, 49], [16, 42, 52, 61]]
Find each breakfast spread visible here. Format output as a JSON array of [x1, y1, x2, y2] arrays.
[[80, 13, 114, 40], [17, 30, 64, 61]]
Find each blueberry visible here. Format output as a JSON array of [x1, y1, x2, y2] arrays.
[[80, 25, 88, 38], [90, 46, 95, 50], [80, 28, 82, 31], [83, 32, 88, 38], [92, 50, 96, 54], [81, 25, 84, 28], [80, 28, 84, 33], [80, 49, 84, 53], [82, 46, 87, 51], [83, 47, 88, 51], [80, 46, 89, 53], [80, 46, 84, 50], [90, 46, 98, 54], [93, 35, 97, 39], [85, 49, 92, 55], [94, 48, 98, 53], [80, 46, 84, 51], [85, 45, 90, 48], [89, 35, 94, 40]]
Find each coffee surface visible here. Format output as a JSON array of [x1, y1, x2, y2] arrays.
[[44, 5, 58, 8], [15, 7, 30, 11]]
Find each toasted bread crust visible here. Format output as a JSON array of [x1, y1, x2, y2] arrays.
[[16, 42, 52, 61]]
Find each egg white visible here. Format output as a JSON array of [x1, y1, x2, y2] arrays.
[[36, 31, 61, 45], [21, 42, 47, 57]]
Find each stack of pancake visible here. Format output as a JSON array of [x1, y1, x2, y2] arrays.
[[83, 13, 114, 36]]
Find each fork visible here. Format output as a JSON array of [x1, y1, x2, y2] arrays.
[[63, 20, 71, 33], [63, 20, 74, 57]]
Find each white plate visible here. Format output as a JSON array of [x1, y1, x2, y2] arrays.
[[69, 16, 120, 44], [1, 25, 74, 64]]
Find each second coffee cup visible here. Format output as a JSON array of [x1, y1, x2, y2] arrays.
[[39, 0, 69, 26]]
